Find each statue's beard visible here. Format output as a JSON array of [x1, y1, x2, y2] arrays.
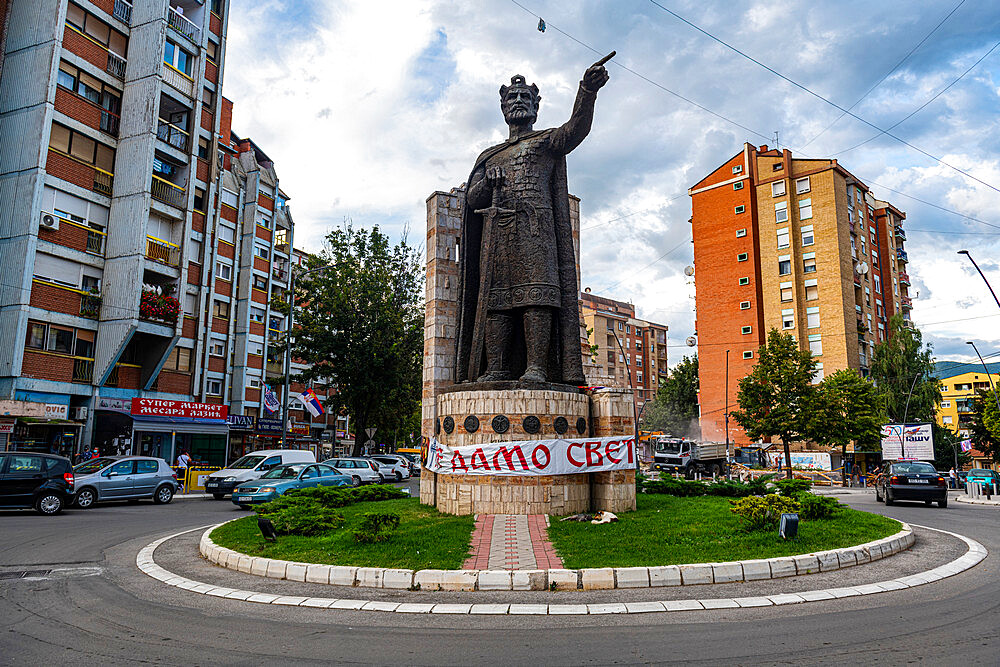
[[505, 108, 537, 125]]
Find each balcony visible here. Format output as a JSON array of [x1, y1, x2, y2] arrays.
[[899, 272, 910, 286], [86, 228, 105, 255], [268, 328, 283, 342], [151, 174, 186, 209], [894, 226, 906, 241], [896, 249, 908, 263], [80, 293, 102, 319], [139, 288, 179, 324], [73, 357, 94, 384], [113, 0, 132, 25], [901, 296, 913, 310], [106, 51, 126, 80], [100, 108, 120, 137], [145, 235, 180, 267], [167, 5, 201, 43], [272, 266, 288, 282], [156, 118, 190, 151], [266, 361, 283, 375]]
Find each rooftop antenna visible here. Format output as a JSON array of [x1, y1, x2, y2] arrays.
[[773, 131, 780, 149]]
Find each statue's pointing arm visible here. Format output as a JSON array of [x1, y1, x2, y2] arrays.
[[550, 63, 610, 155]]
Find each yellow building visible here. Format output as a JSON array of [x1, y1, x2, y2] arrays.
[[936, 369, 999, 470]]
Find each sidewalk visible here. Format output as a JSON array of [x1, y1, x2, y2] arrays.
[[463, 514, 563, 571], [175, 493, 212, 500], [956, 495, 1000, 506]]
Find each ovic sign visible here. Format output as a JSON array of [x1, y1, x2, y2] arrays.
[[424, 436, 636, 477], [130, 398, 227, 421], [881, 423, 934, 461]]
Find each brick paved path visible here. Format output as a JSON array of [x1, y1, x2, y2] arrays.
[[463, 514, 563, 570]]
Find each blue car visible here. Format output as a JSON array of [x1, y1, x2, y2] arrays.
[[231, 463, 351, 508]]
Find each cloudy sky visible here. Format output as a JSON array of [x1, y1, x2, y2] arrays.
[[221, 0, 1000, 365]]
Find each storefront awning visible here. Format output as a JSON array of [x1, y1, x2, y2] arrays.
[[132, 415, 229, 435]]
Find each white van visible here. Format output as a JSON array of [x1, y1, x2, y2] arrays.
[[204, 449, 316, 499]]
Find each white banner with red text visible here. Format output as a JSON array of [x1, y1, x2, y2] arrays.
[[423, 435, 636, 476]]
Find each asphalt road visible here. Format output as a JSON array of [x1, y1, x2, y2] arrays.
[[1, 482, 998, 666]]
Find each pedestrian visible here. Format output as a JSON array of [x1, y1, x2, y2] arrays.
[[949, 467, 958, 489], [176, 450, 192, 492]]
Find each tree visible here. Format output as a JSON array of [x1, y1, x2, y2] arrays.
[[808, 369, 884, 486], [870, 314, 941, 423], [288, 224, 423, 456], [640, 355, 699, 437], [969, 388, 1000, 464], [731, 329, 817, 479], [931, 423, 970, 471]]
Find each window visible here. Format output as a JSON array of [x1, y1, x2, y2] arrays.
[[250, 307, 266, 323], [777, 228, 790, 249], [48, 122, 115, 172], [739, 276, 750, 286], [209, 340, 225, 356], [812, 363, 824, 384], [772, 162, 783, 171], [780, 285, 793, 302], [216, 261, 232, 281], [65, 2, 127, 55], [806, 307, 820, 329], [799, 198, 813, 220], [743, 351, 753, 359], [211, 0, 224, 16], [27, 322, 47, 349], [733, 181, 744, 191], [795, 177, 810, 194], [943, 416, 953, 425], [164, 346, 191, 372], [213, 300, 229, 318], [218, 225, 235, 244], [617, 321, 623, 331], [808, 334, 822, 356], [221, 188, 238, 209], [732, 165, 743, 174], [741, 326, 752, 335], [56, 61, 122, 134], [183, 292, 197, 316], [206, 40, 219, 63], [873, 274, 881, 293], [941, 401, 952, 409], [257, 213, 271, 229], [249, 342, 264, 356], [198, 136, 211, 160], [778, 256, 791, 275], [248, 377, 262, 388], [801, 225, 814, 246], [81, 275, 100, 292], [253, 274, 268, 291], [775, 201, 788, 223], [193, 187, 206, 212], [871, 250, 879, 266], [736, 228, 747, 238], [203, 87, 215, 110], [734, 205, 745, 214], [206, 379, 223, 396], [803, 254, 816, 273], [739, 300, 751, 310], [254, 244, 269, 260], [805, 283, 819, 301], [771, 181, 785, 197], [163, 39, 192, 76], [737, 252, 748, 262], [781, 309, 794, 329]]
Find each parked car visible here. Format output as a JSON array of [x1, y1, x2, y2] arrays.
[[965, 468, 1000, 491], [396, 452, 421, 476], [874, 461, 948, 507], [369, 455, 411, 482], [205, 449, 316, 499], [72, 456, 178, 507], [322, 457, 381, 486], [232, 463, 351, 508], [0, 451, 74, 515]]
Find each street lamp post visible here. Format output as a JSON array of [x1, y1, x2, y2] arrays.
[[280, 264, 328, 449], [610, 330, 640, 457], [958, 250, 1000, 311], [967, 341, 1000, 416], [724, 349, 730, 478]]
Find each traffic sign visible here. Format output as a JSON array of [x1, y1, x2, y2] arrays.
[[366, 427, 376, 438]]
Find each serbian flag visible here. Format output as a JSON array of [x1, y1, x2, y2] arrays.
[[961, 439, 973, 452], [263, 384, 281, 413], [298, 387, 325, 418]]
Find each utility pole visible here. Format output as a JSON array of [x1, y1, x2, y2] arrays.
[[724, 349, 730, 478], [281, 264, 329, 449], [958, 250, 1000, 311], [610, 329, 640, 459]]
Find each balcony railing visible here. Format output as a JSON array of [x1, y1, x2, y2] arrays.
[[145, 235, 180, 267], [106, 364, 119, 387], [80, 293, 102, 318], [272, 266, 288, 281], [113, 0, 132, 25], [94, 167, 113, 196], [896, 249, 908, 262], [899, 272, 910, 286], [139, 288, 180, 323], [167, 6, 201, 43], [894, 226, 906, 241], [73, 357, 94, 383], [156, 118, 189, 151], [901, 296, 913, 309], [86, 229, 105, 255], [106, 51, 126, 80], [151, 174, 186, 208]]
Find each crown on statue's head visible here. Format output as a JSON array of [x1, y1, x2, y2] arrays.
[[500, 74, 540, 101]]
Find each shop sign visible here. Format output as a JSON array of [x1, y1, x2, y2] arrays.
[[130, 398, 227, 421], [256, 417, 283, 435], [45, 404, 69, 420], [97, 397, 131, 414], [0, 422, 14, 434], [0, 400, 47, 417], [226, 415, 256, 431], [424, 435, 636, 477], [289, 423, 310, 436]]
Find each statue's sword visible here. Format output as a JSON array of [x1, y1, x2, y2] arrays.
[[468, 181, 515, 380]]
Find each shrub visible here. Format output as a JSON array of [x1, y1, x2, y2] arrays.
[[729, 494, 800, 531], [642, 477, 707, 497], [797, 493, 841, 520], [257, 484, 407, 515], [267, 506, 344, 537], [745, 473, 776, 496], [773, 478, 812, 497], [635, 471, 649, 492], [704, 479, 756, 498], [353, 511, 401, 543]]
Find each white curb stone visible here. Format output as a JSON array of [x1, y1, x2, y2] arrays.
[[816, 551, 840, 572], [305, 564, 331, 584], [477, 570, 513, 591], [548, 569, 578, 591], [769, 557, 796, 578], [648, 565, 681, 587], [249, 558, 268, 577], [470, 604, 510, 614], [285, 563, 308, 582], [679, 563, 713, 585], [614, 567, 650, 588], [741, 559, 771, 581], [509, 604, 549, 615], [711, 562, 744, 583], [355, 567, 383, 588], [439, 570, 477, 592], [511, 569, 547, 591], [330, 566, 357, 587], [265, 560, 288, 579], [581, 568, 615, 590], [381, 569, 414, 590]]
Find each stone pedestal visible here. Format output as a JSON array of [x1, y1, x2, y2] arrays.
[[420, 386, 636, 515]]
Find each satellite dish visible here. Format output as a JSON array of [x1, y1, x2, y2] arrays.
[[685, 336, 697, 347], [683, 266, 695, 276], [855, 262, 869, 274]]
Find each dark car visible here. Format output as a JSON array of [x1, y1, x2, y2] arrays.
[[0, 452, 74, 515], [874, 461, 948, 508]]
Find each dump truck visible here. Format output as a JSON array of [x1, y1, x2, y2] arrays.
[[652, 437, 729, 478]]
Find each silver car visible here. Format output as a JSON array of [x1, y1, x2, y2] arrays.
[[371, 455, 411, 482], [322, 457, 382, 486], [72, 456, 179, 508]]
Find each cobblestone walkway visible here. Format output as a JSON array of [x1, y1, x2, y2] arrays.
[[463, 514, 563, 570]]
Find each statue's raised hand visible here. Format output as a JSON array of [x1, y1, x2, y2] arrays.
[[582, 63, 610, 92]]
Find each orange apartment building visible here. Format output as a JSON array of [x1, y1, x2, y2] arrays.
[[690, 144, 912, 445]]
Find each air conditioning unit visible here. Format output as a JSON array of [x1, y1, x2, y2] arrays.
[[70, 406, 88, 420], [40, 212, 59, 231]]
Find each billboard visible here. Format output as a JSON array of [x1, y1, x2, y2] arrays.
[[424, 435, 636, 477], [881, 423, 934, 461]]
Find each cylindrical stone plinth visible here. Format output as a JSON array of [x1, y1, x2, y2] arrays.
[[422, 387, 635, 515]]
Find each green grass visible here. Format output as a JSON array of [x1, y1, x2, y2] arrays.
[[547, 494, 901, 569], [210, 498, 475, 570]]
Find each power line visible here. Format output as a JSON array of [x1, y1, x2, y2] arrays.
[[799, 0, 968, 149], [645, 0, 1000, 194], [833, 37, 1000, 157]]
